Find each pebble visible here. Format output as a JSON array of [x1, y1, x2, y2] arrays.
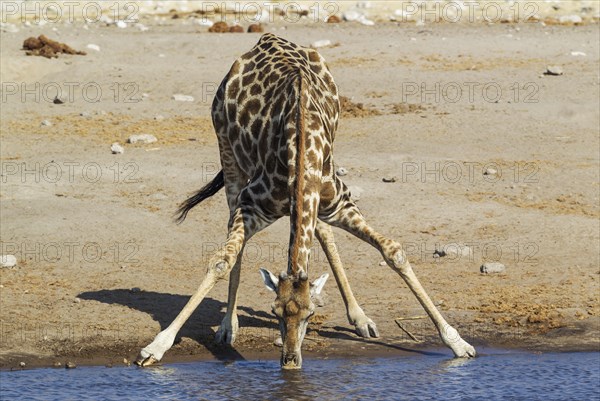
[[570, 51, 586, 57], [73, 298, 81, 304], [127, 134, 157, 144], [544, 66, 564, 76], [130, 287, 141, 293], [359, 16, 375, 26], [378, 261, 387, 266], [559, 15, 583, 24], [382, 176, 397, 183], [247, 24, 264, 33], [123, 358, 131, 366], [41, 120, 52, 127], [327, 15, 342, 23], [342, 10, 362, 22], [1, 255, 17, 268], [87, 44, 100, 52], [484, 168, 498, 176], [442, 243, 472, 258], [480, 262, 506, 274], [154, 115, 165, 121], [111, 142, 125, 154], [172, 94, 195, 102], [274, 337, 283, 347], [336, 167, 347, 176], [53, 361, 62, 368], [311, 39, 332, 49], [19, 361, 26, 368], [194, 19, 214, 27], [80, 112, 91, 118], [65, 361, 77, 369], [348, 186, 364, 201], [1, 23, 19, 33], [116, 20, 127, 29], [135, 23, 149, 32]]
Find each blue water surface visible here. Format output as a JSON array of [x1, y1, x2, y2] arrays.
[[1, 349, 599, 401]]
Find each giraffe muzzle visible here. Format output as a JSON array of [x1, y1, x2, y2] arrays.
[[281, 353, 301, 369]]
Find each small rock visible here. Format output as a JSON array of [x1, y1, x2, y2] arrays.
[[208, 21, 229, 33], [194, 19, 214, 27], [130, 287, 141, 293], [378, 261, 387, 266], [247, 24, 264, 33], [127, 134, 157, 144], [154, 115, 165, 121], [1, 255, 17, 268], [111, 142, 124, 154], [559, 15, 583, 25], [274, 337, 283, 347], [135, 23, 149, 32], [229, 25, 244, 33], [544, 66, 564, 76], [570, 51, 586, 57], [172, 94, 195, 102], [382, 176, 397, 183], [87, 44, 100, 52], [310, 39, 332, 49], [19, 362, 26, 368], [342, 10, 362, 22], [348, 186, 364, 201], [41, 120, 52, 127], [358, 16, 375, 26], [123, 358, 131, 366], [80, 112, 91, 118], [439, 243, 472, 258], [480, 262, 506, 274], [53, 96, 64, 104], [73, 298, 81, 304], [65, 361, 77, 369], [53, 361, 62, 368], [115, 20, 127, 29], [484, 168, 497, 176], [327, 15, 342, 23], [336, 167, 347, 176]]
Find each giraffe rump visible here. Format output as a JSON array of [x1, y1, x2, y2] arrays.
[[175, 170, 224, 223]]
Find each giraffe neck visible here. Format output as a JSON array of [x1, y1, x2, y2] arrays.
[[288, 74, 320, 275]]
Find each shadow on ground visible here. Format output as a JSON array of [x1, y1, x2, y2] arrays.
[[78, 289, 278, 361]]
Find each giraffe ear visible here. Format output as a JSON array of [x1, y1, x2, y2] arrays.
[[259, 268, 279, 292], [310, 273, 329, 296]]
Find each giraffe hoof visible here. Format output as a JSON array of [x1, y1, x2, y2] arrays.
[[135, 353, 159, 367], [355, 318, 379, 338]]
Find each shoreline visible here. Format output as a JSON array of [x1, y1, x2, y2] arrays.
[[2, 328, 599, 371]]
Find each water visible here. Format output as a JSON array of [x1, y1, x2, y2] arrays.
[[1, 350, 599, 401]]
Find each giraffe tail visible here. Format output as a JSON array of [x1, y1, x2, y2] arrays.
[[175, 170, 224, 224]]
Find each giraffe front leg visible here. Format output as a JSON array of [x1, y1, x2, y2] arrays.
[[325, 203, 476, 358], [215, 257, 241, 345], [315, 220, 379, 338], [136, 207, 272, 366]]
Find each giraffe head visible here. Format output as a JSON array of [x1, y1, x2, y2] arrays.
[[260, 268, 328, 369]]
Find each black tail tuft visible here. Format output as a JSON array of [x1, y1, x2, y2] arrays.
[[175, 170, 225, 224]]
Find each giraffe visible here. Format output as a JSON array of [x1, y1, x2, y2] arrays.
[[135, 33, 475, 369]]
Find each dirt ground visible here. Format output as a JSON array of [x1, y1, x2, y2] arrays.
[[1, 14, 599, 369]]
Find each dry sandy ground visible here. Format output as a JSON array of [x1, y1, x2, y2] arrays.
[[1, 17, 599, 369]]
